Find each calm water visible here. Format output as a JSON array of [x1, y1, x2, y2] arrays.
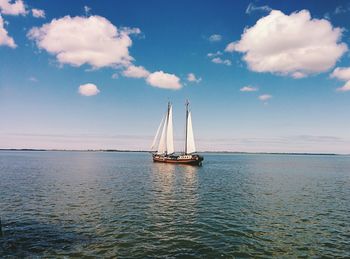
[[0, 151, 349, 258]]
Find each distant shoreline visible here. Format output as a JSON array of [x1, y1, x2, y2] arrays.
[[0, 149, 346, 156]]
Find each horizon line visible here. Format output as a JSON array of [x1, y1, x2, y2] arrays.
[[0, 148, 348, 156]]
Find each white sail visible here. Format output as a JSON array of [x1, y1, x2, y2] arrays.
[[186, 111, 196, 154], [151, 115, 165, 151], [166, 105, 174, 154], [157, 109, 168, 154]]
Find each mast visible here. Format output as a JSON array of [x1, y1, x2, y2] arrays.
[[157, 103, 169, 154], [185, 99, 189, 154], [165, 102, 170, 155], [166, 102, 174, 154], [185, 100, 196, 154]]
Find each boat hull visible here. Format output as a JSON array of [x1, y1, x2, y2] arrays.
[[152, 154, 203, 166]]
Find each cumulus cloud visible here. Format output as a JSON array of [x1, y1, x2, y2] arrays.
[[211, 57, 231, 66], [240, 86, 258, 92], [0, 14, 16, 47], [336, 81, 350, 92], [187, 73, 201, 83], [0, 0, 26, 15], [27, 15, 183, 91], [226, 10, 347, 78], [31, 8, 45, 18], [330, 67, 350, 92], [245, 3, 272, 14], [122, 66, 183, 90], [225, 42, 235, 52], [27, 15, 140, 69], [330, 67, 350, 81], [122, 65, 150, 78], [146, 71, 182, 90], [209, 34, 222, 42], [78, 83, 100, 96], [259, 94, 272, 101]]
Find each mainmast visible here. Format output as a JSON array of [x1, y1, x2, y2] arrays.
[[168, 101, 171, 116], [166, 101, 170, 155], [185, 99, 189, 154]]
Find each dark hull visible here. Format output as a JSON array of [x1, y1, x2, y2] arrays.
[[152, 154, 203, 166]]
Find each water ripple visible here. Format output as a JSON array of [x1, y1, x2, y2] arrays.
[[0, 152, 349, 258]]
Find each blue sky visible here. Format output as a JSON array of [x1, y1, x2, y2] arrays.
[[0, 0, 350, 153]]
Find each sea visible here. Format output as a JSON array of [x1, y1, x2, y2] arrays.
[[0, 151, 349, 258]]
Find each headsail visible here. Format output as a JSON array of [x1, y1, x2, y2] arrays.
[[186, 111, 196, 154], [151, 115, 165, 151], [157, 112, 168, 154], [166, 105, 174, 154]]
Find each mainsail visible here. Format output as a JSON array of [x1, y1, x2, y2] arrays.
[[166, 105, 174, 154], [186, 111, 196, 154]]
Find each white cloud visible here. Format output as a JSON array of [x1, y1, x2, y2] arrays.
[[291, 72, 307, 79], [27, 15, 140, 69], [207, 51, 222, 57], [225, 42, 235, 52], [207, 51, 231, 66], [245, 3, 272, 14], [209, 34, 222, 42], [0, 14, 16, 47], [259, 94, 272, 101], [78, 83, 100, 96], [0, 0, 26, 15], [32, 8, 45, 18], [122, 65, 150, 78], [146, 71, 182, 90], [227, 10, 347, 78], [240, 86, 258, 92], [330, 67, 350, 81], [336, 81, 350, 92], [187, 73, 201, 83], [211, 57, 231, 66], [330, 67, 350, 92]]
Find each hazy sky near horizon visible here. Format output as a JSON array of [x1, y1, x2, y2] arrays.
[[1, 0, 350, 153]]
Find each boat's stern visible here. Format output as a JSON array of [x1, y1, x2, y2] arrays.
[[192, 154, 204, 165]]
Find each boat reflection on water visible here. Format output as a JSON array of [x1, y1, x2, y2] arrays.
[[151, 162, 176, 194], [149, 162, 200, 228], [151, 163, 199, 189], [150, 162, 199, 194]]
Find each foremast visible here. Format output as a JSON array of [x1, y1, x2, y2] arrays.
[[152, 101, 174, 155], [166, 101, 174, 155], [185, 100, 189, 154]]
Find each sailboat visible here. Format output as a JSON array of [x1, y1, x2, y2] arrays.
[[151, 100, 204, 166]]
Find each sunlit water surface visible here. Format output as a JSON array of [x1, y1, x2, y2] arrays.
[[0, 151, 349, 258]]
